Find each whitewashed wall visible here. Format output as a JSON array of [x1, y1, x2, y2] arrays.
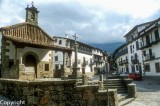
[[6, 41, 51, 62]]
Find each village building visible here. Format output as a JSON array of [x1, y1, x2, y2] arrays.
[[113, 44, 129, 74], [139, 18, 160, 76], [0, 4, 72, 80], [113, 17, 160, 76], [53, 36, 108, 77]]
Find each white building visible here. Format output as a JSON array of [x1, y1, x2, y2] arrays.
[[139, 18, 160, 76], [124, 22, 151, 75], [113, 44, 128, 74], [114, 17, 160, 76], [53, 36, 108, 77]]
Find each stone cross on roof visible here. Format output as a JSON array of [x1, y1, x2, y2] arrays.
[[31, 1, 34, 7]]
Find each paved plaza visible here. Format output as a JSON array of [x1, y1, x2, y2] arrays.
[[126, 77, 160, 106]]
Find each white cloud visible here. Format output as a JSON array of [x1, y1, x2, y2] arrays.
[[0, 0, 159, 44], [76, 0, 160, 18]]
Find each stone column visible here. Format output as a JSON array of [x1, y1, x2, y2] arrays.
[[18, 48, 25, 79], [61, 51, 66, 79], [90, 59, 93, 72], [72, 34, 79, 78], [14, 47, 17, 65], [19, 48, 23, 64], [68, 52, 72, 68], [127, 83, 137, 98], [109, 90, 118, 106], [82, 68, 88, 85], [99, 74, 104, 90]]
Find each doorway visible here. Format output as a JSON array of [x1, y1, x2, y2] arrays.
[[25, 54, 37, 78]]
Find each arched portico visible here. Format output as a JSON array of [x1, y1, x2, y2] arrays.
[[23, 52, 39, 78]]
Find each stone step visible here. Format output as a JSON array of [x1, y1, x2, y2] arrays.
[[119, 98, 135, 106], [104, 80, 124, 83], [104, 83, 126, 86], [104, 83, 125, 85], [103, 79, 127, 93], [104, 85, 126, 88], [104, 81, 124, 84], [118, 93, 128, 102], [104, 88, 127, 93], [117, 90, 127, 93]]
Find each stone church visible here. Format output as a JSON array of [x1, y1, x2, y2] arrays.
[[0, 4, 72, 80]]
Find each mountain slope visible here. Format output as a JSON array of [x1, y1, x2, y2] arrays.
[[90, 42, 125, 53]]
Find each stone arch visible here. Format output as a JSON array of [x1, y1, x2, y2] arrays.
[[23, 52, 39, 78], [23, 52, 39, 63]]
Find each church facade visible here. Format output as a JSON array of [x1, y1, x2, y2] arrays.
[[0, 4, 72, 80]]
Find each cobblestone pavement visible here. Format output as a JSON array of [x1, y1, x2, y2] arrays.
[[126, 77, 160, 106]]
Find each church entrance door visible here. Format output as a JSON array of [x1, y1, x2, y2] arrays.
[[25, 54, 37, 78]]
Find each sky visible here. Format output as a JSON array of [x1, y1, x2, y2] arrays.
[[0, 0, 160, 44]]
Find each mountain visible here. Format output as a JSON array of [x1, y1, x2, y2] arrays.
[[90, 42, 125, 53]]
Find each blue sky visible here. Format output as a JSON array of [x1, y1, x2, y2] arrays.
[[0, 0, 160, 43]]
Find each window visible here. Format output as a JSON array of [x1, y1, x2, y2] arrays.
[[149, 49, 152, 55], [130, 45, 132, 53], [136, 41, 139, 50], [126, 67, 129, 73], [155, 63, 160, 73], [132, 66, 135, 73], [78, 59, 81, 64], [59, 40, 62, 45], [61, 65, 63, 69], [9, 61, 14, 69], [45, 64, 49, 71], [143, 50, 146, 56], [31, 12, 35, 21], [55, 65, 59, 70], [144, 64, 150, 72], [126, 56, 128, 60], [146, 35, 150, 44], [136, 65, 139, 71], [135, 53, 138, 59], [55, 38, 57, 42], [55, 56, 58, 61], [154, 29, 159, 40]]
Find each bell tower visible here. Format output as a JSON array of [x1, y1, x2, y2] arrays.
[[25, 2, 39, 25]]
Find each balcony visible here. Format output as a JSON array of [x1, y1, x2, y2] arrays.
[[119, 59, 128, 66], [114, 49, 128, 59], [140, 39, 160, 50], [131, 57, 139, 64], [93, 59, 104, 63], [151, 38, 160, 45], [119, 61, 123, 66], [140, 42, 152, 50], [144, 53, 155, 61], [122, 59, 128, 64]]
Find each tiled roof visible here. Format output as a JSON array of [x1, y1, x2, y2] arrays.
[[0, 22, 72, 52]]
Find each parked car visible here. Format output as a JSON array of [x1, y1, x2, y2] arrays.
[[120, 73, 128, 77], [128, 73, 142, 80], [112, 71, 120, 76]]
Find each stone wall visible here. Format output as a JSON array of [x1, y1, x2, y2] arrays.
[[0, 78, 118, 106]]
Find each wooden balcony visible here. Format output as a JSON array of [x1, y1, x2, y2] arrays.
[[119, 59, 128, 66], [131, 57, 139, 64], [140, 38, 160, 50], [144, 53, 155, 61]]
